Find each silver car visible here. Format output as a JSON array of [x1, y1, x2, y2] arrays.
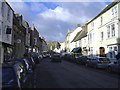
[[106, 59, 120, 73], [86, 56, 110, 69]]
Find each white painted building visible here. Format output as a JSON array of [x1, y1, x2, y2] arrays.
[[87, 2, 120, 60], [0, 1, 14, 63], [65, 30, 73, 53], [59, 42, 65, 52], [69, 26, 82, 52]]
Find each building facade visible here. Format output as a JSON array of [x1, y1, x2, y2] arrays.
[[87, 2, 120, 60], [22, 20, 31, 54], [68, 25, 82, 53], [30, 25, 39, 54], [12, 14, 26, 58], [41, 37, 47, 52], [0, 1, 14, 63]]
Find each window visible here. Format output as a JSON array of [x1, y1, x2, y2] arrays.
[[79, 40, 81, 46], [91, 22, 94, 30], [107, 26, 110, 38], [114, 6, 117, 16], [2, 2, 4, 17], [84, 39, 86, 44], [113, 46, 118, 58], [100, 32, 104, 41], [34, 38, 37, 45], [109, 47, 112, 58], [88, 34, 90, 44], [111, 24, 115, 37], [0, 47, 1, 61], [0, 22, 1, 35], [90, 47, 93, 55], [111, 6, 117, 18], [6, 27, 12, 34], [7, 7, 11, 22], [90, 33, 92, 42], [92, 33, 94, 42], [112, 8, 114, 17], [75, 42, 77, 48], [100, 16, 103, 25]]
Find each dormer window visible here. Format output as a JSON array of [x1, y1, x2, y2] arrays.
[[91, 22, 94, 30], [111, 6, 117, 18], [100, 16, 103, 25]]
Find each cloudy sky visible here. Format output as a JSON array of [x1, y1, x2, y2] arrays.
[[7, 0, 112, 42]]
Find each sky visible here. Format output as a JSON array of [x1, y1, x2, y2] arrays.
[[7, 0, 112, 42]]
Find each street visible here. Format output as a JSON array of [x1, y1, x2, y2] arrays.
[[30, 58, 119, 88]]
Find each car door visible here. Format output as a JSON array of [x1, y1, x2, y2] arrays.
[[91, 58, 98, 67], [112, 61, 119, 72]]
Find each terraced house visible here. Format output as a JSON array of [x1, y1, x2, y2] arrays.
[[0, 1, 14, 63], [87, 2, 120, 61]]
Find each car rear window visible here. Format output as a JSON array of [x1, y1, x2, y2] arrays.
[[99, 58, 109, 61]]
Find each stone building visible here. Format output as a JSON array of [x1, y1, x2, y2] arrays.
[[0, 1, 14, 63], [12, 14, 26, 58], [30, 25, 39, 54]]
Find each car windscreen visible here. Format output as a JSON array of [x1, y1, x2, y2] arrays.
[[2, 67, 16, 84]]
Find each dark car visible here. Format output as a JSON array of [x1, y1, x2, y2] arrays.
[[63, 54, 73, 61], [86, 56, 110, 69], [1, 61, 26, 89], [31, 55, 40, 64], [51, 53, 62, 62], [76, 55, 88, 65], [106, 59, 120, 73], [15, 58, 33, 74], [23, 57, 35, 70]]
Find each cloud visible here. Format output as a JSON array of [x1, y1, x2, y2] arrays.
[[7, 2, 109, 42]]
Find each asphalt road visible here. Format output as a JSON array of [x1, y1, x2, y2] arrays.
[[32, 58, 119, 88]]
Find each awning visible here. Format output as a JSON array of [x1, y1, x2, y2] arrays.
[[71, 47, 82, 53], [71, 30, 87, 42]]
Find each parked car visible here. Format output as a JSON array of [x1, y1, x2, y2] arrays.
[[63, 54, 73, 61], [51, 53, 62, 62], [86, 56, 110, 69], [76, 55, 88, 65], [38, 54, 43, 60], [106, 59, 120, 73], [31, 55, 40, 64], [1, 61, 26, 89], [15, 58, 33, 74], [22, 57, 35, 71]]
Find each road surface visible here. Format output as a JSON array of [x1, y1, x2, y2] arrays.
[[30, 58, 119, 88]]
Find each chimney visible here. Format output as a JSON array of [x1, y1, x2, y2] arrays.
[[77, 24, 81, 27]]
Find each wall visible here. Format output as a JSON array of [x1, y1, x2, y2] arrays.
[[2, 2, 13, 45]]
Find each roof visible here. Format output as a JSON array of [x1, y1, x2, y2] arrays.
[[71, 28, 87, 42], [87, 2, 119, 24], [4, 1, 14, 12]]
